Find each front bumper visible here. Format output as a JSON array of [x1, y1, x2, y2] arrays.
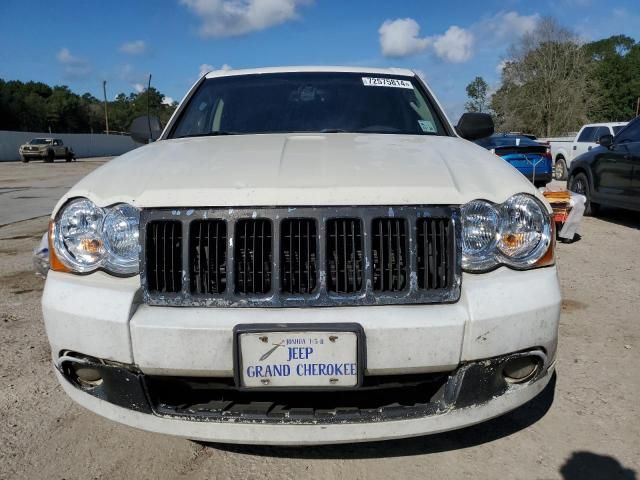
[[54, 352, 555, 445], [42, 265, 561, 443], [20, 151, 46, 159]]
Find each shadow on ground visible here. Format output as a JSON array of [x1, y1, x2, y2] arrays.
[[204, 374, 556, 459], [594, 207, 640, 230], [560, 451, 637, 480]]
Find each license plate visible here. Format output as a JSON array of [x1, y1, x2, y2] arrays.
[[236, 327, 361, 388]]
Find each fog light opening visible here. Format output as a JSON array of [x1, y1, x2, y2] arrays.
[[502, 355, 541, 384], [71, 365, 103, 388]]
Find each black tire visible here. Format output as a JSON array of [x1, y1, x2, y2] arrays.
[[21, 156, 28, 163], [65, 151, 73, 162], [569, 172, 599, 216], [45, 150, 54, 163], [554, 157, 567, 181]]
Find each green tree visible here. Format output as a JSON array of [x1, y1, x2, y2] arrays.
[[584, 35, 640, 121], [491, 18, 593, 137], [0, 78, 177, 133], [465, 76, 490, 113]]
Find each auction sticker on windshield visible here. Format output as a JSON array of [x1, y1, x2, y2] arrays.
[[362, 77, 413, 89], [237, 330, 359, 388]]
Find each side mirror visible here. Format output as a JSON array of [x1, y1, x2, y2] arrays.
[[129, 115, 162, 144], [597, 134, 613, 148], [456, 113, 494, 141]]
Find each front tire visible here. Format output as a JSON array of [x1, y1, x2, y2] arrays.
[[21, 155, 28, 163], [569, 172, 599, 216], [554, 157, 567, 181], [45, 150, 54, 163]]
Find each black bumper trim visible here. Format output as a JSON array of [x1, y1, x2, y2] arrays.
[[57, 350, 548, 425]]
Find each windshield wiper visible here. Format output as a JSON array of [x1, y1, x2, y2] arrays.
[[319, 128, 347, 133], [175, 131, 237, 139]]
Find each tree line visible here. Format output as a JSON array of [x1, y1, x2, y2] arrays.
[[0, 79, 177, 134], [465, 19, 640, 137]]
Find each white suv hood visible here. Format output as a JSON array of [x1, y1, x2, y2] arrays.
[[58, 133, 539, 211]]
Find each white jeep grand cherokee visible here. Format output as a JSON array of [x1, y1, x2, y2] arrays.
[[43, 66, 560, 445]]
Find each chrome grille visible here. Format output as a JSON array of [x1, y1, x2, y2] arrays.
[[140, 206, 461, 307]]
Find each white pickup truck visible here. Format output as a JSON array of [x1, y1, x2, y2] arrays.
[[549, 122, 627, 180]]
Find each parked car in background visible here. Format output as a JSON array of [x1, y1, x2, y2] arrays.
[[549, 122, 628, 181], [568, 116, 640, 215], [19, 138, 75, 163], [475, 133, 553, 188]]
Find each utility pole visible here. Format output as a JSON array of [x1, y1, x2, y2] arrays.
[[147, 73, 152, 143], [102, 80, 110, 135]]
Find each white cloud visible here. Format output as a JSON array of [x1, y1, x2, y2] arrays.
[[180, 0, 312, 37], [495, 59, 507, 75], [133, 83, 145, 93], [199, 63, 232, 77], [162, 96, 175, 105], [120, 40, 147, 55], [378, 11, 539, 63], [56, 48, 92, 78], [378, 18, 473, 63], [199, 63, 214, 76], [432, 26, 474, 63], [378, 18, 430, 57], [473, 11, 539, 46]]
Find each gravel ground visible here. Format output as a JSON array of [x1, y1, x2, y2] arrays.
[[0, 160, 638, 480]]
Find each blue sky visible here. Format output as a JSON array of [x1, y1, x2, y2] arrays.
[[1, 0, 639, 120]]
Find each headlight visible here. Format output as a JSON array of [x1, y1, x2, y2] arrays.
[[102, 204, 140, 274], [51, 198, 140, 275], [462, 193, 553, 272]]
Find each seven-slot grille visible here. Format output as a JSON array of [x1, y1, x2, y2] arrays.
[[141, 206, 460, 307]]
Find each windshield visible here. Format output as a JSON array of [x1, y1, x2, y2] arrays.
[[29, 138, 50, 145], [170, 72, 448, 138], [612, 125, 626, 135]]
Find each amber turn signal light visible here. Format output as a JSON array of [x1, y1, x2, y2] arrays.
[[48, 220, 71, 273]]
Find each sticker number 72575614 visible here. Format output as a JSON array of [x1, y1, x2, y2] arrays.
[[361, 77, 413, 89]]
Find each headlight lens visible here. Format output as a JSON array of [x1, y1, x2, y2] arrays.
[[462, 194, 552, 272], [498, 195, 548, 260], [52, 198, 140, 275], [54, 198, 106, 271], [461, 200, 499, 271], [103, 204, 140, 274]]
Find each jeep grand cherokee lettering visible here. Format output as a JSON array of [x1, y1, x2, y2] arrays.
[[43, 67, 560, 445]]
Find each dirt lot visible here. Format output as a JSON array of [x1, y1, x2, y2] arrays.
[[0, 160, 638, 480]]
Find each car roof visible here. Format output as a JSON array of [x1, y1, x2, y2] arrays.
[[582, 122, 628, 128], [204, 66, 417, 79]]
